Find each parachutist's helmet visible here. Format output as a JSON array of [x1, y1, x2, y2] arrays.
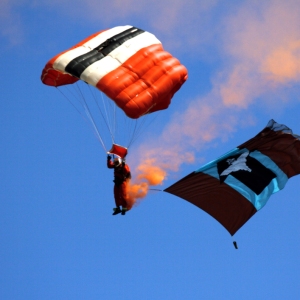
[[113, 157, 122, 167]]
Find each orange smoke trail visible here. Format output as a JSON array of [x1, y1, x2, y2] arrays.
[[126, 159, 168, 207], [126, 148, 196, 208]]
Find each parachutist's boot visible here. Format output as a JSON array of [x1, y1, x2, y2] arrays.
[[112, 207, 121, 215], [121, 208, 128, 215]]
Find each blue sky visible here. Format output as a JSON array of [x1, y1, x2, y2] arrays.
[[1, 0, 300, 299]]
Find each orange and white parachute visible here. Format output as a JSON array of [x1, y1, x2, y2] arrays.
[[41, 25, 188, 119]]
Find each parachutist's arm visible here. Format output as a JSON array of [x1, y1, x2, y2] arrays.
[[107, 159, 114, 168]]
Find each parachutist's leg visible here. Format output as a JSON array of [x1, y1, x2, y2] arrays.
[[112, 207, 121, 215], [119, 182, 130, 215], [121, 207, 128, 215], [113, 185, 122, 215]]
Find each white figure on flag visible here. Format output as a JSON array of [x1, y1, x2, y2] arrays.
[[220, 151, 252, 176]]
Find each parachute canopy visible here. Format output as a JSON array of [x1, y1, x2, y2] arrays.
[[41, 25, 188, 119], [165, 120, 300, 235]]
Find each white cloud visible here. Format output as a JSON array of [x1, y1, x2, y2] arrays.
[[216, 0, 300, 107], [0, 0, 25, 45]]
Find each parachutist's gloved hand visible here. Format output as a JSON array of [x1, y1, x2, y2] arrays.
[[107, 155, 111, 160]]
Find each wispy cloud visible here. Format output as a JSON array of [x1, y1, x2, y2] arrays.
[[217, 0, 300, 107], [34, 0, 219, 50], [0, 0, 24, 45]]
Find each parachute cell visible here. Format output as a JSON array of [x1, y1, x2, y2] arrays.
[[41, 25, 188, 119], [164, 120, 300, 235]]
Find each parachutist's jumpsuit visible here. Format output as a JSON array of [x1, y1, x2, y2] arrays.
[[107, 158, 131, 209]]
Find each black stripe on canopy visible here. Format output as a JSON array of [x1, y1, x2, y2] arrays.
[[65, 27, 144, 79]]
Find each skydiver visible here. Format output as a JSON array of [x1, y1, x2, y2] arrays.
[[107, 155, 132, 215]]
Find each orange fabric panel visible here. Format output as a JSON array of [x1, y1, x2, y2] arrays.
[[97, 44, 164, 98], [41, 30, 107, 87], [96, 44, 188, 118], [41, 65, 79, 87]]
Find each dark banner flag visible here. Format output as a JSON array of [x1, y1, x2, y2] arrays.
[[164, 120, 300, 235]]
